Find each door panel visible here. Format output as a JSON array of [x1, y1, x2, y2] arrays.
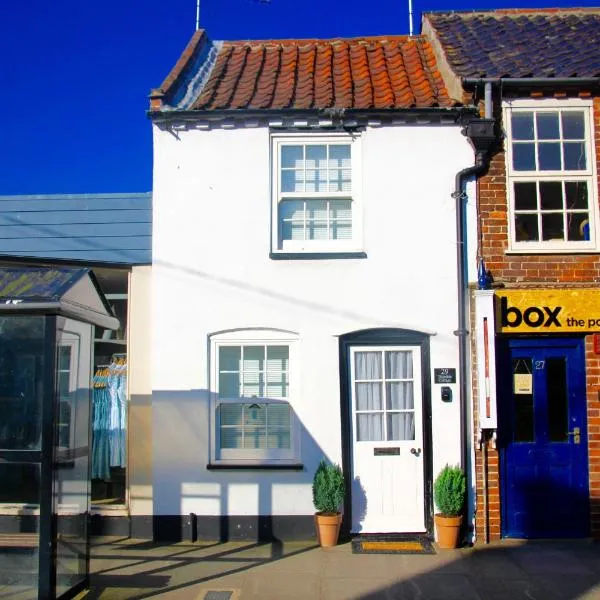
[[501, 338, 589, 538], [350, 346, 425, 533]]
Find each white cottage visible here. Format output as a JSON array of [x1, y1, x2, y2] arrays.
[[146, 30, 494, 541]]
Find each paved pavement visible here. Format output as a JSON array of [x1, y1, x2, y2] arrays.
[[81, 537, 600, 600]]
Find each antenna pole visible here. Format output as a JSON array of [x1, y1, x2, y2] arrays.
[[196, 0, 200, 30], [408, 0, 414, 36]]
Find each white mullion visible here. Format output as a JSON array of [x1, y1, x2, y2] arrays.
[[381, 351, 388, 441], [558, 109, 565, 171], [302, 199, 307, 240], [533, 110, 540, 171]]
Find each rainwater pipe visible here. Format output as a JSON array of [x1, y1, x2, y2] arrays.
[[452, 83, 496, 541]]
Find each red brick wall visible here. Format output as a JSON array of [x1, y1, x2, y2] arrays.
[[473, 94, 600, 541]]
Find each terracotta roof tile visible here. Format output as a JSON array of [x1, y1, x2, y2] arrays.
[[425, 9, 600, 79], [157, 34, 456, 112]]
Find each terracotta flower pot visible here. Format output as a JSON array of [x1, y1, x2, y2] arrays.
[[434, 514, 462, 549], [314, 512, 342, 547]]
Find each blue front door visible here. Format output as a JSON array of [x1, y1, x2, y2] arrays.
[[500, 337, 589, 538]]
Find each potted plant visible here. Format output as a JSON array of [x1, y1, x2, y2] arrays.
[[433, 464, 466, 549], [312, 459, 345, 547]]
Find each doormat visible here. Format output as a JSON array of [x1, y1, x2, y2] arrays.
[[351, 535, 435, 555]]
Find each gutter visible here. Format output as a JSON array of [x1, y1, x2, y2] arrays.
[[451, 117, 496, 531], [463, 77, 600, 88]]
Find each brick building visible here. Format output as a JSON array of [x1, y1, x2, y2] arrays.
[[425, 8, 600, 540]]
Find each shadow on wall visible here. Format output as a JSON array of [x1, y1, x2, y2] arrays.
[[149, 388, 333, 543]]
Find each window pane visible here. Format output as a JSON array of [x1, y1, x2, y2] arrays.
[[242, 347, 264, 397], [562, 111, 585, 139], [307, 221, 328, 240], [547, 358, 568, 442], [243, 404, 266, 448], [280, 200, 304, 241], [330, 200, 352, 220], [512, 112, 534, 140], [565, 181, 588, 209], [220, 346, 241, 371], [513, 358, 534, 442], [357, 413, 383, 441], [539, 181, 563, 210], [387, 413, 415, 441], [355, 352, 382, 379], [536, 112, 559, 139], [221, 428, 242, 448], [220, 403, 242, 426], [355, 383, 383, 410], [219, 373, 240, 398], [267, 431, 290, 449], [538, 142, 561, 170], [514, 182, 537, 210], [385, 351, 412, 379], [386, 382, 414, 410], [332, 221, 352, 240], [281, 169, 304, 193], [567, 213, 590, 241], [306, 200, 327, 220], [267, 404, 290, 428], [329, 144, 351, 167], [541, 213, 564, 241], [281, 145, 303, 169], [266, 346, 288, 397], [513, 143, 536, 170], [305, 168, 327, 193], [305, 145, 327, 169], [515, 213, 539, 241], [563, 142, 586, 170]]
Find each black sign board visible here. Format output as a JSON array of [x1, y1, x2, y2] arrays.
[[434, 368, 456, 384], [374, 447, 400, 456]]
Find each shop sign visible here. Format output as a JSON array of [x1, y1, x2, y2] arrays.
[[496, 289, 600, 333]]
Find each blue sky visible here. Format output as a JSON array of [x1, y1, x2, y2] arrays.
[[1, 0, 596, 194]]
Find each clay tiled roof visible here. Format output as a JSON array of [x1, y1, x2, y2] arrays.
[[153, 32, 456, 111], [424, 9, 600, 79]]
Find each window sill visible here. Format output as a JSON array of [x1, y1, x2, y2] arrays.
[[270, 252, 367, 260], [207, 462, 304, 471]]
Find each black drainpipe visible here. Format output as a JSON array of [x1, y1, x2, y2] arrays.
[[452, 119, 496, 481]]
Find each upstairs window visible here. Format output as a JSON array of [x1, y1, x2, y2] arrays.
[[505, 101, 598, 252], [272, 135, 362, 254]]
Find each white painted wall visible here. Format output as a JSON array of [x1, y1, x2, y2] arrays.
[[151, 121, 475, 518]]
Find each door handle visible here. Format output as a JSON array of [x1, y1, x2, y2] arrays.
[[410, 448, 422, 456], [568, 427, 581, 444]]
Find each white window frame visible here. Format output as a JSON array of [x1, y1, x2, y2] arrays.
[[209, 329, 300, 465], [504, 98, 599, 253], [271, 133, 363, 254]]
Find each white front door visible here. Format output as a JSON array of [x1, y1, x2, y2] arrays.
[[350, 346, 425, 533]]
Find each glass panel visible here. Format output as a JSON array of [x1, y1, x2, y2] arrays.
[[541, 213, 564, 241], [386, 382, 414, 410], [565, 181, 588, 209], [0, 463, 40, 598], [387, 413, 415, 441], [513, 358, 534, 442], [329, 144, 351, 167], [220, 403, 242, 426], [266, 346, 288, 398], [562, 111, 585, 139], [332, 221, 352, 240], [385, 351, 412, 379], [513, 143, 536, 170], [242, 346, 264, 397], [281, 145, 303, 169], [219, 373, 240, 398], [243, 403, 266, 449], [220, 346, 241, 372], [267, 404, 290, 449], [357, 413, 383, 441], [563, 142, 586, 170], [0, 316, 45, 451], [355, 383, 383, 410], [515, 213, 539, 241], [514, 182, 537, 210], [539, 181, 563, 210], [55, 325, 91, 598], [305, 145, 327, 169], [567, 212, 590, 241], [306, 200, 327, 220], [538, 142, 561, 170], [280, 200, 304, 241], [281, 169, 304, 193], [307, 221, 328, 240], [221, 427, 242, 448], [547, 358, 568, 442], [355, 352, 382, 379], [267, 430, 290, 449], [536, 112, 559, 139], [512, 112, 534, 140]]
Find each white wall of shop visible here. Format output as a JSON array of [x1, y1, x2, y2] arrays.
[[150, 122, 476, 518]]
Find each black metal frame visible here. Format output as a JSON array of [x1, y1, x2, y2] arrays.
[[338, 328, 434, 539]]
